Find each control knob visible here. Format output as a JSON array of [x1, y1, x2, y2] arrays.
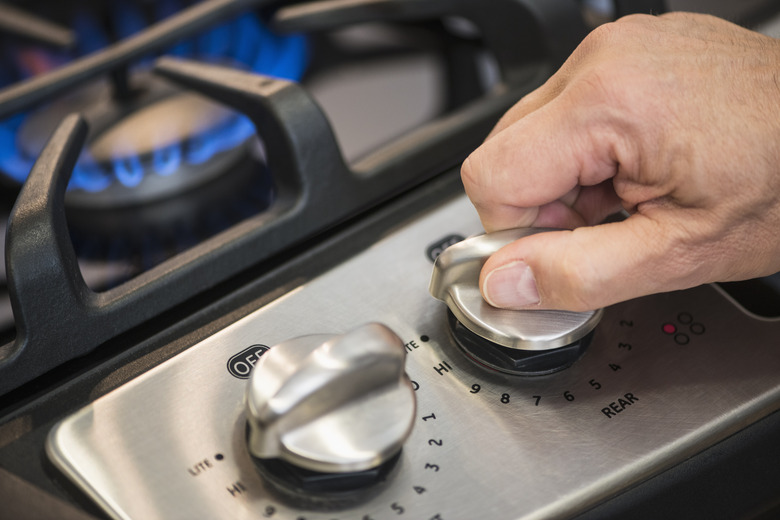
[[430, 229, 602, 375], [245, 323, 416, 494]]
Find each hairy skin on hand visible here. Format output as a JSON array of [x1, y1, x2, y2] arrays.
[[462, 12, 780, 311]]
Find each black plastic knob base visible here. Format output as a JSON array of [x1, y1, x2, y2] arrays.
[[447, 310, 593, 375], [253, 451, 401, 495], [247, 420, 402, 505]]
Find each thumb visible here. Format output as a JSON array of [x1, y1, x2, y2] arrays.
[[479, 216, 693, 311]]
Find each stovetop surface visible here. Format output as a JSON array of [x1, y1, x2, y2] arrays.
[[3, 1, 780, 519], [1, 168, 780, 520], [45, 188, 780, 520]]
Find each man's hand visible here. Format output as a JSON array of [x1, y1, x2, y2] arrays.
[[462, 12, 780, 311]]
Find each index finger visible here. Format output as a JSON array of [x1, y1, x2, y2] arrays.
[[461, 88, 623, 232]]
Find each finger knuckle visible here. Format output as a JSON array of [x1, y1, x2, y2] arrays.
[[575, 13, 655, 62], [615, 13, 658, 27], [579, 16, 633, 51]]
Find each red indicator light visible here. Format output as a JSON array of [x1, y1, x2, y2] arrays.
[[662, 323, 676, 335]]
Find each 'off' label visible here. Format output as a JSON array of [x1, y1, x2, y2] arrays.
[[227, 345, 269, 379]]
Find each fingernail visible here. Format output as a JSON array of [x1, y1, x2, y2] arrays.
[[483, 261, 540, 308]]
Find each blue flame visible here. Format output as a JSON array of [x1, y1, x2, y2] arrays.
[[0, 113, 33, 183], [72, 159, 112, 192], [113, 155, 145, 188], [152, 143, 182, 177], [0, 3, 309, 192], [114, 1, 148, 39], [157, 0, 195, 58], [73, 11, 110, 55]]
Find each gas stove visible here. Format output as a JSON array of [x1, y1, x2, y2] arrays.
[[1, 1, 780, 519]]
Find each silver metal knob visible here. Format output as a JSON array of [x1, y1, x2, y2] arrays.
[[245, 323, 416, 474], [429, 229, 602, 351]]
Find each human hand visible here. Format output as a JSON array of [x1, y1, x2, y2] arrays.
[[461, 12, 780, 311]]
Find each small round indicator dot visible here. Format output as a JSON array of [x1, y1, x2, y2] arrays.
[[215, 454, 224, 461], [678, 312, 693, 324], [690, 323, 705, 335], [420, 335, 430, 342], [674, 333, 690, 345], [662, 323, 676, 335]]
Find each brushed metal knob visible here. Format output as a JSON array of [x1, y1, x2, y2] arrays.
[[245, 323, 416, 474], [429, 229, 602, 351]]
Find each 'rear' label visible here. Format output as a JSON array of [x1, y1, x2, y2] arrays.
[[601, 392, 639, 418]]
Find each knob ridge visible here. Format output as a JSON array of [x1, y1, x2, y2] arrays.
[[246, 323, 416, 473]]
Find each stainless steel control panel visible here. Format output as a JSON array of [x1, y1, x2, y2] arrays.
[[47, 194, 780, 520]]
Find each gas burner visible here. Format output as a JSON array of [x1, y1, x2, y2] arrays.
[[17, 74, 258, 207], [68, 146, 274, 288], [0, 0, 310, 333], [0, 3, 308, 205]]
